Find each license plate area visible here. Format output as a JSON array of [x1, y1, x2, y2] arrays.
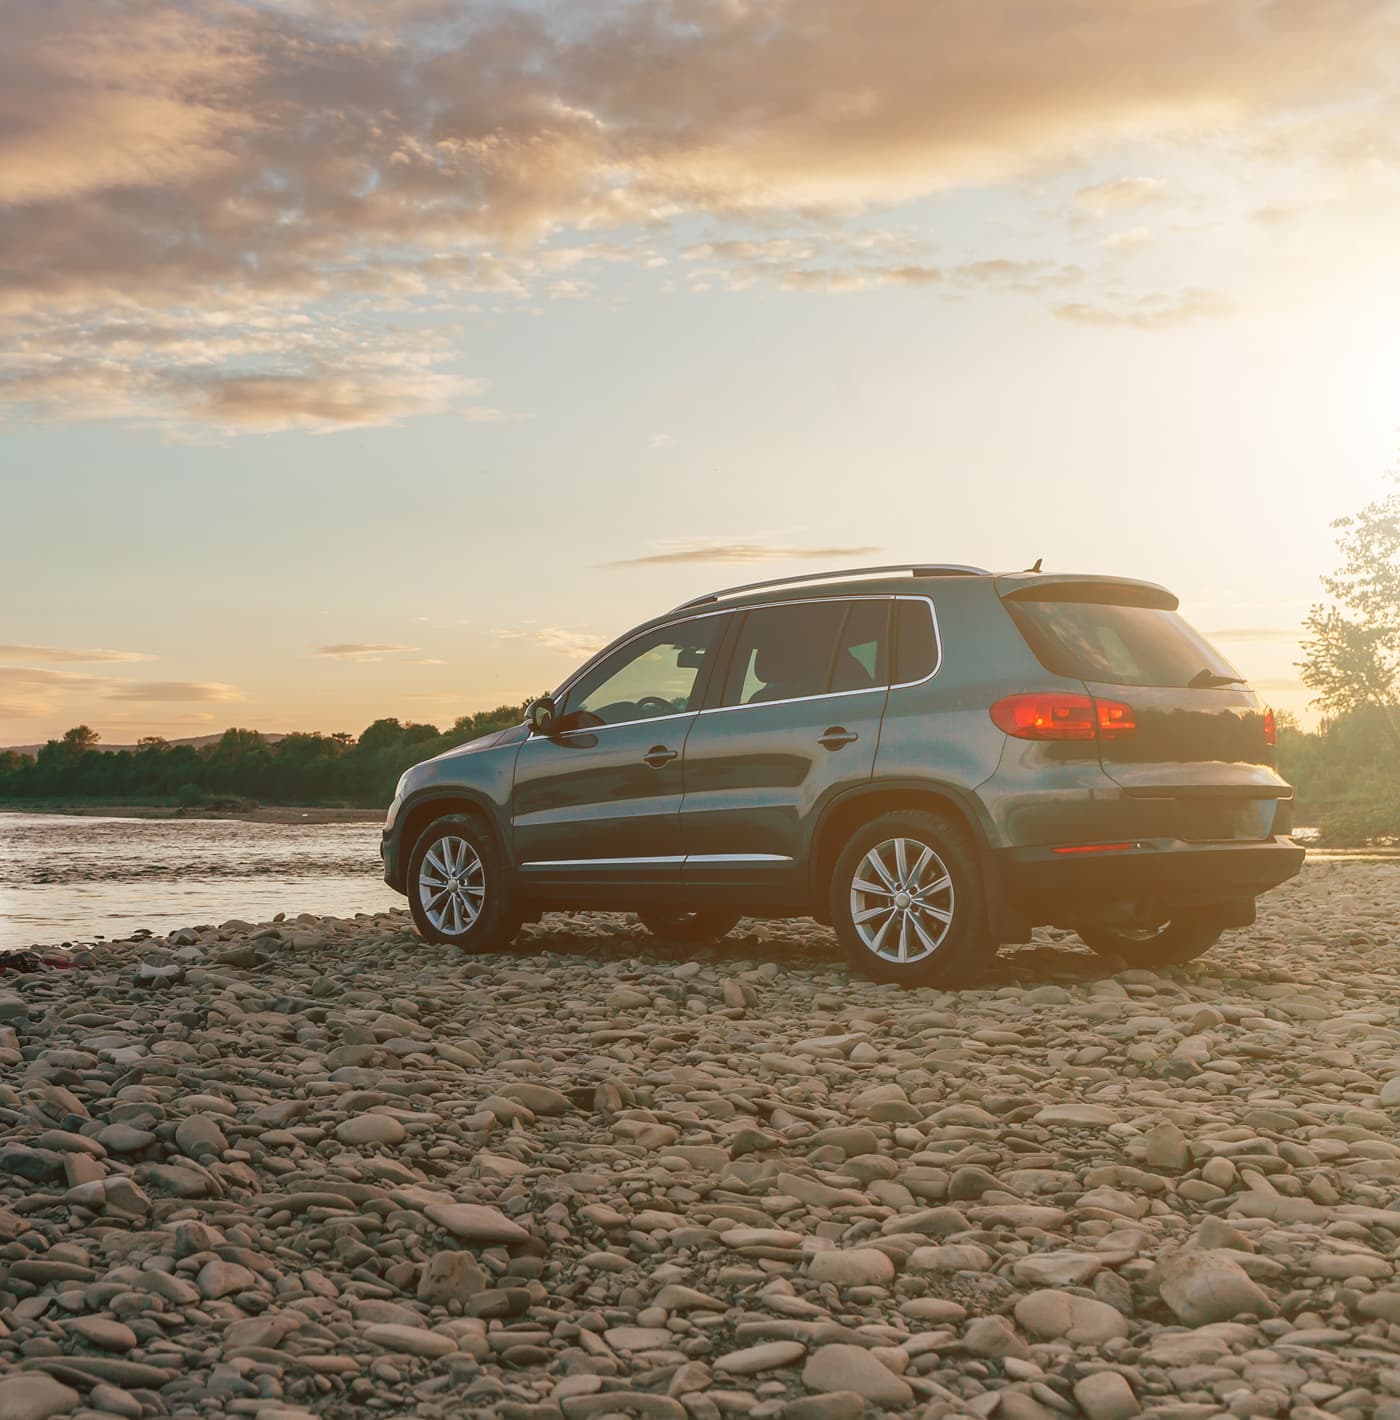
[[1177, 799, 1274, 842]]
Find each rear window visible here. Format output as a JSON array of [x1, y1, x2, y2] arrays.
[[1006, 600, 1241, 688]]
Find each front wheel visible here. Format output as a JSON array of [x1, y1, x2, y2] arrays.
[[1076, 916, 1223, 967], [407, 814, 520, 952], [830, 811, 990, 986], [636, 908, 743, 943]]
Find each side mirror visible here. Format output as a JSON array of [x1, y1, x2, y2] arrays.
[[526, 696, 558, 735]]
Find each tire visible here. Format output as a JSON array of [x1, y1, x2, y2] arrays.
[[830, 810, 991, 986], [636, 908, 743, 943], [1076, 916, 1223, 968], [407, 814, 520, 953]]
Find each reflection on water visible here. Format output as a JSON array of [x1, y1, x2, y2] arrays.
[[0, 812, 400, 951]]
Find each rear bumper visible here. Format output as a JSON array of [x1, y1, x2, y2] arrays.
[[1000, 836, 1305, 922]]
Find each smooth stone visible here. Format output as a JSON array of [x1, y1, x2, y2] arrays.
[[604, 1327, 675, 1352], [1143, 1121, 1191, 1171], [0, 1375, 81, 1420], [714, 1340, 806, 1374], [1073, 1372, 1141, 1420], [66, 1316, 138, 1352], [782, 1395, 869, 1420], [1158, 1250, 1274, 1326], [1034, 1104, 1117, 1128], [496, 1082, 571, 1114], [423, 1202, 529, 1243], [808, 1248, 895, 1287], [1014, 1289, 1130, 1344], [197, 1260, 259, 1300], [963, 1315, 1031, 1360], [334, 1114, 407, 1147], [363, 1323, 456, 1358], [802, 1344, 913, 1407]]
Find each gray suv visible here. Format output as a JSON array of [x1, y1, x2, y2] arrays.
[[381, 564, 1303, 983]]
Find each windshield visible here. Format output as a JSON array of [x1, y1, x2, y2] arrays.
[[1007, 599, 1243, 689]]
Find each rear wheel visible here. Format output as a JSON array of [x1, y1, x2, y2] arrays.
[[831, 810, 990, 986], [1076, 916, 1223, 967], [636, 908, 743, 943], [407, 814, 520, 952]]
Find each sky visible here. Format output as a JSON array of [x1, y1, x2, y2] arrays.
[[2, 0, 1398, 744]]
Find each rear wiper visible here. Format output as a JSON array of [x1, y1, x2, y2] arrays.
[[1188, 668, 1248, 688]]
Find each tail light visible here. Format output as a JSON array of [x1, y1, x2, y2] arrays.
[[989, 692, 1137, 742], [1263, 707, 1277, 748]]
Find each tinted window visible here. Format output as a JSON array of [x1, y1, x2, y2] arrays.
[[830, 599, 890, 693], [1007, 600, 1241, 688], [894, 600, 939, 683], [565, 619, 720, 727], [721, 602, 846, 706]]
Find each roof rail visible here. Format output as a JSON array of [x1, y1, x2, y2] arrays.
[[671, 563, 991, 612]]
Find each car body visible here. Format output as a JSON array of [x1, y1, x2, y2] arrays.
[[381, 564, 1304, 981]]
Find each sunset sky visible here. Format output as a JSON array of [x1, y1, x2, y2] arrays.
[[2, 0, 1398, 744]]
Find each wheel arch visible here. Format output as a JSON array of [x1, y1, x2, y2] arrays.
[[808, 781, 1029, 944], [397, 790, 509, 880]]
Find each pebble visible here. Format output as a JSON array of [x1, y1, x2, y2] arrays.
[[0, 865, 1396, 1420]]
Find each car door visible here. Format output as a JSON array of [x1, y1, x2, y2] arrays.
[[678, 597, 890, 905], [512, 615, 723, 900]]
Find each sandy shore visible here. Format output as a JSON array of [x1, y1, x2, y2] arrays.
[[2, 861, 1399, 1420], [1, 802, 384, 824]]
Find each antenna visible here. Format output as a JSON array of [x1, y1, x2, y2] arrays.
[[1024, 557, 1043, 573]]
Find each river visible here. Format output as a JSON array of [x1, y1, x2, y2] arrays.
[[2, 811, 1392, 955], [0, 812, 400, 952]]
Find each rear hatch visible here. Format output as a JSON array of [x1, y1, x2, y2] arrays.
[[998, 574, 1289, 841]]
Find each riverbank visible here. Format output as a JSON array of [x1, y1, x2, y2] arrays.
[[0, 800, 383, 824], [2, 861, 1398, 1419]]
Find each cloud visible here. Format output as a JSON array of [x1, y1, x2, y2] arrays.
[[104, 681, 240, 702], [3, 0, 1396, 428], [494, 627, 608, 658], [1072, 177, 1168, 217], [0, 643, 154, 663], [1100, 227, 1155, 250], [1053, 289, 1231, 329], [317, 643, 417, 660], [183, 371, 466, 434], [608, 541, 882, 567], [0, 667, 100, 690]]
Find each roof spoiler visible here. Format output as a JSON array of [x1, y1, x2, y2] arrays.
[[996, 573, 1178, 611]]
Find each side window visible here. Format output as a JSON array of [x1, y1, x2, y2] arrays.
[[830, 598, 890, 692], [564, 619, 719, 728], [719, 600, 889, 707], [894, 600, 939, 683]]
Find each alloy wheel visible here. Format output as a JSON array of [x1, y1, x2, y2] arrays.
[[418, 835, 485, 936], [849, 836, 954, 964]]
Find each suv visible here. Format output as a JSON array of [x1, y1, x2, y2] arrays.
[[381, 565, 1304, 983]]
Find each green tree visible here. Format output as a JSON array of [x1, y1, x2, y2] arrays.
[[1300, 469, 1400, 754]]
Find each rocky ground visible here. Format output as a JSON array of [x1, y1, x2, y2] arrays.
[[2, 860, 1399, 1420]]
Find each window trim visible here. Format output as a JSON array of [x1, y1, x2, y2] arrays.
[[536, 593, 943, 740]]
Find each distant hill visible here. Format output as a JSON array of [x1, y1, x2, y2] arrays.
[[1, 733, 286, 759]]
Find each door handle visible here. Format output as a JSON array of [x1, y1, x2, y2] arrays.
[[643, 745, 678, 767], [819, 726, 858, 749]]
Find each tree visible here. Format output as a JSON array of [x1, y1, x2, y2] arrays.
[[62, 725, 100, 758], [1299, 468, 1400, 754]]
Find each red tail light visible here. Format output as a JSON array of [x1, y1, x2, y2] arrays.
[[1263, 707, 1277, 748], [989, 692, 1137, 742]]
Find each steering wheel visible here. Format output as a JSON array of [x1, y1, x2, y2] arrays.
[[635, 695, 676, 718]]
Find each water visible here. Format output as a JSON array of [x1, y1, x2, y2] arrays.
[[2, 813, 1391, 955], [0, 812, 401, 952]]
